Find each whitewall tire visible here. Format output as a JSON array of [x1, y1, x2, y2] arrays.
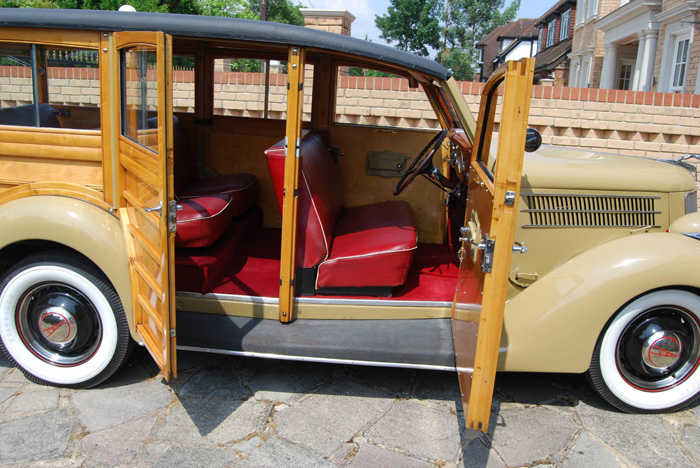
[[0, 252, 130, 388], [588, 290, 700, 413]]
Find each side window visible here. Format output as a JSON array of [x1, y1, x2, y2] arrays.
[[173, 55, 195, 113], [213, 57, 313, 121], [0, 42, 100, 129], [121, 46, 158, 152], [334, 66, 438, 129], [46, 47, 100, 128]]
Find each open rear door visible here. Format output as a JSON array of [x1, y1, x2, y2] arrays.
[[452, 59, 534, 432], [114, 32, 177, 380]]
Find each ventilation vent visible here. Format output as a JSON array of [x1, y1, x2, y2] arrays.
[[522, 193, 660, 228]]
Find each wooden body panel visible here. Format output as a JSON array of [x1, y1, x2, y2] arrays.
[[0, 126, 103, 192], [452, 59, 534, 432]]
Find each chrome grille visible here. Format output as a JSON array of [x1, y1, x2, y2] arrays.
[[522, 193, 660, 228]]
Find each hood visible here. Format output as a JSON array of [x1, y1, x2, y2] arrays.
[[521, 146, 697, 193]]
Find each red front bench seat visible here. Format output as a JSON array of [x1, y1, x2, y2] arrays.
[[265, 131, 417, 292]]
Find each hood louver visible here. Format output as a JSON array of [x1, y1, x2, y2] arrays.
[[522, 193, 660, 228]]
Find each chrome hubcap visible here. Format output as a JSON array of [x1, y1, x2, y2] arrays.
[[642, 330, 682, 370], [617, 306, 700, 391], [37, 306, 77, 347], [16, 282, 101, 366]]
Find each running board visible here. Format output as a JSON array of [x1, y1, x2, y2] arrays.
[[176, 311, 456, 370]]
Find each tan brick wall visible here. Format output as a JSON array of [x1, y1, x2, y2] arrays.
[[653, 0, 699, 93], [3, 67, 700, 162]]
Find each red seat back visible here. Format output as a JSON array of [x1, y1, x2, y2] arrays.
[[265, 131, 345, 268]]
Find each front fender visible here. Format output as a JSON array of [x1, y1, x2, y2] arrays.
[[0, 196, 135, 338], [500, 232, 700, 373]]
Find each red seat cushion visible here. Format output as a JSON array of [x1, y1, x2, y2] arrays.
[[180, 172, 259, 216], [265, 131, 345, 268], [175, 194, 235, 248], [316, 201, 417, 289]]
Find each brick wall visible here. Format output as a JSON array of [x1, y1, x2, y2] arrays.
[[3, 66, 700, 161]]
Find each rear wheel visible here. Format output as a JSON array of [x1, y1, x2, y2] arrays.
[[588, 290, 700, 412], [0, 252, 130, 388]]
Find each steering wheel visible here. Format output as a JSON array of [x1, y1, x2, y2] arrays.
[[393, 129, 448, 196]]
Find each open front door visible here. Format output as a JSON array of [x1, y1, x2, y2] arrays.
[[452, 59, 534, 432], [114, 32, 176, 380]]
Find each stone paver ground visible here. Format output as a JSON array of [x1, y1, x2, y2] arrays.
[[1, 346, 699, 467]]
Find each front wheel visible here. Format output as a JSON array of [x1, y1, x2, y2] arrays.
[[588, 289, 700, 413], [0, 251, 131, 388]]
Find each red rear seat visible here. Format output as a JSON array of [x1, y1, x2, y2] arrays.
[[148, 116, 259, 247], [265, 131, 417, 291]]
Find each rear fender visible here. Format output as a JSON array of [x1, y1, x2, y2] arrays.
[[500, 232, 700, 373], [0, 197, 136, 338]]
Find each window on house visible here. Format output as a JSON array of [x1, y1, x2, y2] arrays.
[[587, 0, 598, 19], [618, 62, 633, 90], [581, 60, 591, 88], [576, 0, 586, 25], [560, 10, 571, 41], [570, 62, 580, 87], [547, 19, 557, 48], [538, 28, 544, 53], [671, 37, 690, 93]]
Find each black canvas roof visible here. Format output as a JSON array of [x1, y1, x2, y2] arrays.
[[0, 8, 450, 80]]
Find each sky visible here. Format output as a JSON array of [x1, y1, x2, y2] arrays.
[[298, 0, 551, 51]]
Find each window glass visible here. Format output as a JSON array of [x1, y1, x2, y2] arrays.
[[537, 29, 544, 53], [213, 57, 313, 121], [173, 55, 195, 113], [334, 66, 438, 129], [560, 10, 570, 41], [46, 47, 100, 129], [587, 0, 597, 18], [618, 62, 633, 90], [0, 42, 36, 126], [671, 37, 690, 92], [546, 19, 556, 47], [121, 46, 158, 152]]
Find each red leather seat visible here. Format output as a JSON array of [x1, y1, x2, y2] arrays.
[[175, 194, 236, 248], [265, 131, 417, 290], [148, 116, 259, 247]]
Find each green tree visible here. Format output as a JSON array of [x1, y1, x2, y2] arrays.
[[438, 47, 474, 81], [375, 0, 442, 57]]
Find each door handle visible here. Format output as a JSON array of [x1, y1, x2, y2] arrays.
[[144, 202, 162, 214], [512, 242, 528, 254]]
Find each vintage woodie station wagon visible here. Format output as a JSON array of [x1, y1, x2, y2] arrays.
[[0, 9, 699, 431]]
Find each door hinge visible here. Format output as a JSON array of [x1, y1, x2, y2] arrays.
[[505, 191, 516, 206], [170, 328, 176, 338], [168, 200, 182, 233]]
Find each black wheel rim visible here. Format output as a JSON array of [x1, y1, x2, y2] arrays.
[[15, 282, 102, 366], [616, 306, 700, 391]]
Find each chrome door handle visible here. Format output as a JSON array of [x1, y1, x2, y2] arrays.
[[144, 202, 162, 214], [512, 242, 528, 254]]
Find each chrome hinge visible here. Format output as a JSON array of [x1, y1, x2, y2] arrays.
[[170, 328, 176, 338], [478, 233, 495, 273], [505, 191, 516, 206], [167, 200, 182, 233], [457, 247, 465, 262]]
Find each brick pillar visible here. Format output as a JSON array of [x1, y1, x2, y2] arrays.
[[301, 9, 356, 36]]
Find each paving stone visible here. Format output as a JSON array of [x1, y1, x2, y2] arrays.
[[20, 457, 85, 467], [175, 350, 229, 371], [410, 369, 463, 411], [231, 435, 264, 456], [576, 400, 695, 467], [238, 438, 334, 468], [366, 399, 461, 462], [681, 424, 700, 463], [71, 379, 171, 432], [275, 377, 394, 457], [345, 366, 414, 395], [346, 442, 429, 468], [5, 390, 59, 414], [80, 413, 157, 465], [460, 438, 506, 468], [489, 403, 577, 466], [0, 387, 17, 406], [247, 361, 330, 404], [153, 397, 270, 445], [562, 432, 622, 468], [177, 369, 248, 399], [153, 446, 239, 468], [494, 372, 580, 406], [0, 410, 72, 465]]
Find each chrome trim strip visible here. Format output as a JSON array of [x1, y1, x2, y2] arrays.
[[521, 209, 661, 214], [177, 345, 457, 372], [521, 193, 662, 199], [522, 224, 661, 229], [176, 292, 453, 308]]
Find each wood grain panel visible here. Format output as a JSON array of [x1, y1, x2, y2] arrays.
[[0, 156, 102, 189]]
